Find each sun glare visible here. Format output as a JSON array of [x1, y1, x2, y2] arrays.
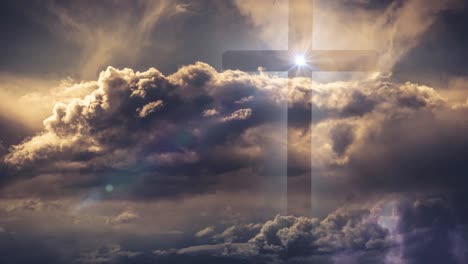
[[294, 55, 306, 66]]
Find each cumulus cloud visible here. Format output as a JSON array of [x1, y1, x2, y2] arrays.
[[148, 197, 468, 263], [3, 61, 468, 205], [250, 209, 390, 256], [0, 74, 98, 148], [154, 204, 393, 262], [2, 63, 295, 197]]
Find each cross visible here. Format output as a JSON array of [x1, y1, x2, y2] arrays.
[[222, 0, 378, 216]]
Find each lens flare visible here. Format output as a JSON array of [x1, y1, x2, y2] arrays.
[[105, 184, 114, 192], [294, 55, 306, 66]]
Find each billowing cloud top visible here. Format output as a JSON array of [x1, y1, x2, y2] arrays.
[[4, 61, 467, 202]]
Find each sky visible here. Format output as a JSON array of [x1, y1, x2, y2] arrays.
[[1, 0, 468, 263]]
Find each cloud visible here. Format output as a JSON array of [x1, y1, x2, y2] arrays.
[[22, 0, 189, 79], [154, 204, 393, 262], [195, 226, 216, 238], [234, 0, 464, 71], [250, 209, 391, 256], [5, 199, 60, 212], [108, 211, 139, 225], [235, 96, 254, 104], [3, 61, 468, 205], [175, 3, 192, 14], [136, 100, 164, 118], [222, 108, 252, 121], [396, 196, 468, 264], [148, 197, 468, 263], [202, 108, 219, 117], [1, 63, 295, 197], [146, 150, 199, 165], [0, 194, 466, 263], [0, 74, 97, 148], [330, 123, 355, 156], [77, 244, 142, 264], [213, 223, 262, 243]]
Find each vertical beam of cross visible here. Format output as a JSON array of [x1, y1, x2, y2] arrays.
[[222, 0, 378, 217], [287, 0, 313, 217]]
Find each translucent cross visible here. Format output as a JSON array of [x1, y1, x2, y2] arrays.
[[222, 0, 377, 216]]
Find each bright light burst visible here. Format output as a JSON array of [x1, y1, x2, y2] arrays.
[[294, 54, 307, 66]]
